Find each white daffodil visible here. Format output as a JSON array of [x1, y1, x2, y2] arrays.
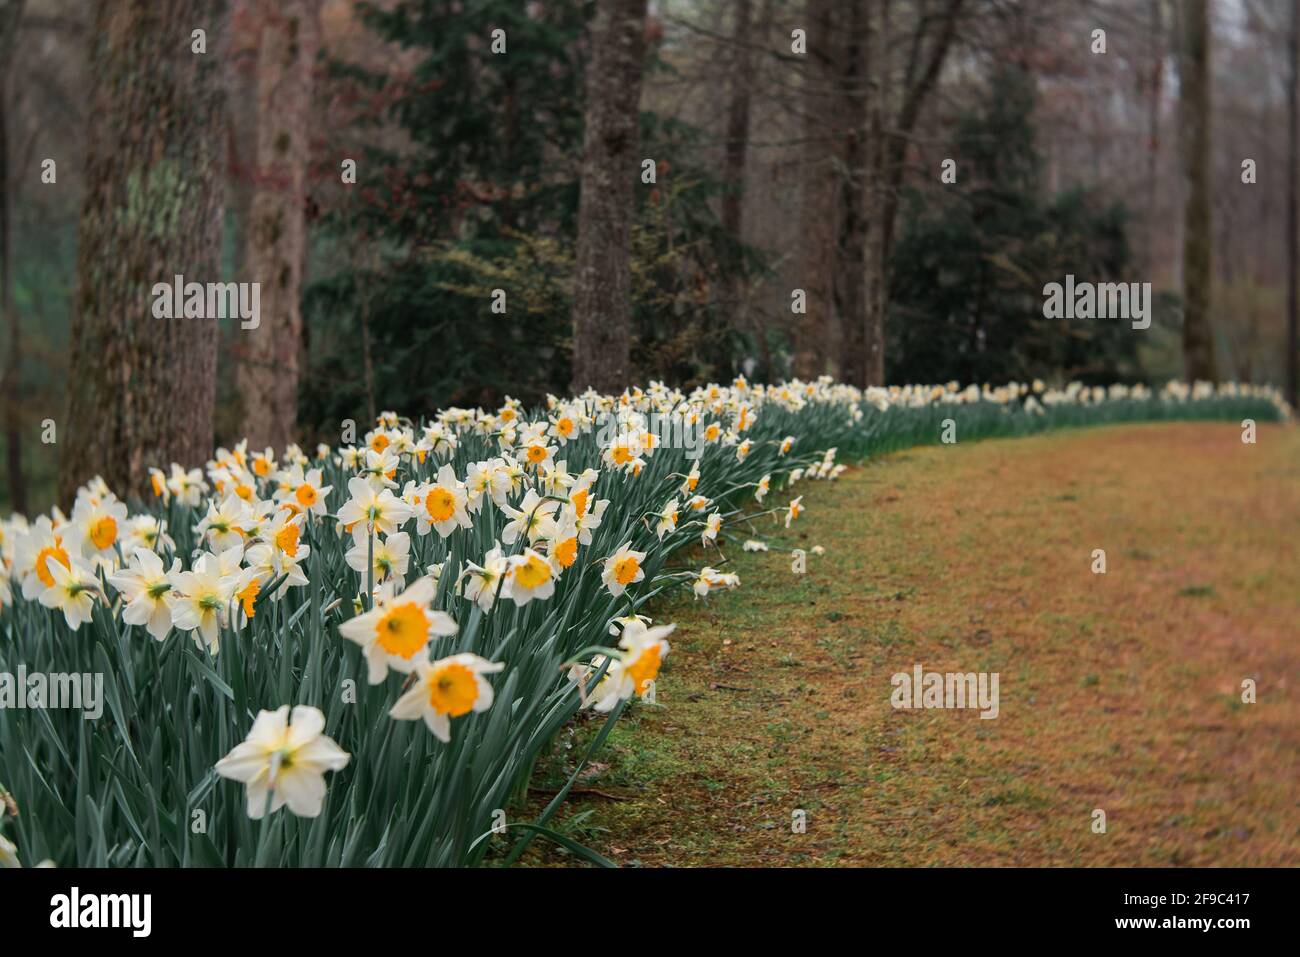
[[345, 530, 411, 585], [414, 465, 472, 538], [785, 496, 805, 529], [14, 516, 71, 601], [337, 577, 455, 684], [37, 555, 100, 631], [654, 498, 679, 540], [275, 465, 332, 517], [701, 511, 722, 546], [195, 494, 252, 552], [458, 545, 510, 611], [337, 476, 411, 538], [107, 548, 179, 640], [500, 489, 559, 546], [504, 548, 555, 606], [679, 462, 700, 496], [121, 514, 174, 555], [69, 493, 128, 560], [169, 551, 241, 653], [214, 705, 350, 819], [389, 653, 504, 742], [601, 542, 646, 597], [588, 620, 674, 713]]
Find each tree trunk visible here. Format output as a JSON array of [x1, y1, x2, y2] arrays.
[[1288, 0, 1299, 408], [722, 0, 762, 375], [235, 0, 318, 451], [1145, 0, 1164, 274], [570, 0, 648, 394], [60, 0, 228, 506], [1178, 0, 1217, 382], [793, 0, 840, 381], [835, 0, 869, 388], [0, 0, 26, 514], [863, 0, 890, 387], [864, 0, 962, 387]]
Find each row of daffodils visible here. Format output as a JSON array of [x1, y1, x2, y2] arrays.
[[0, 377, 1288, 867]]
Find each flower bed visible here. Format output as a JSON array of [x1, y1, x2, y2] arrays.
[[0, 377, 1287, 867]]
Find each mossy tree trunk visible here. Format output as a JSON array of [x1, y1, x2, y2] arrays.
[[234, 0, 318, 452], [1178, 0, 1218, 382], [0, 0, 26, 514], [793, 0, 840, 382], [61, 0, 228, 505], [570, 0, 647, 395]]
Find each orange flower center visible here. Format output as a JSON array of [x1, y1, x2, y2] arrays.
[[375, 601, 431, 659], [427, 662, 478, 717], [35, 541, 70, 588], [295, 483, 318, 507], [554, 536, 578, 569], [425, 487, 456, 523], [571, 488, 589, 518], [613, 555, 640, 586], [89, 516, 118, 550], [238, 578, 261, 618], [275, 523, 301, 556], [625, 645, 662, 696], [513, 554, 551, 590]]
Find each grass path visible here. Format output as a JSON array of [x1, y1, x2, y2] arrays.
[[529, 422, 1300, 866]]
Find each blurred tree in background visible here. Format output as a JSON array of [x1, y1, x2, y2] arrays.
[[298, 0, 754, 444], [889, 66, 1139, 385], [2, 0, 1299, 512]]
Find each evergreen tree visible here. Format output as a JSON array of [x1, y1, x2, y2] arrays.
[[887, 66, 1140, 386]]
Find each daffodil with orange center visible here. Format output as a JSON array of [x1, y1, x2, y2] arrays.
[[338, 578, 455, 684], [601, 541, 646, 597], [390, 653, 505, 742]]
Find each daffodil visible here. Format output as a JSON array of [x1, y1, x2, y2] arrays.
[[504, 547, 555, 605], [195, 494, 252, 552], [702, 511, 722, 546], [338, 577, 455, 683], [458, 545, 510, 611], [37, 555, 100, 630], [587, 620, 674, 712], [14, 517, 71, 600], [414, 465, 472, 538], [654, 499, 679, 540], [602, 542, 646, 597], [275, 465, 332, 517], [70, 493, 128, 560], [500, 489, 559, 546], [214, 705, 350, 819], [170, 551, 241, 653], [785, 496, 805, 528], [108, 548, 179, 640], [389, 653, 504, 742], [337, 476, 411, 538]]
